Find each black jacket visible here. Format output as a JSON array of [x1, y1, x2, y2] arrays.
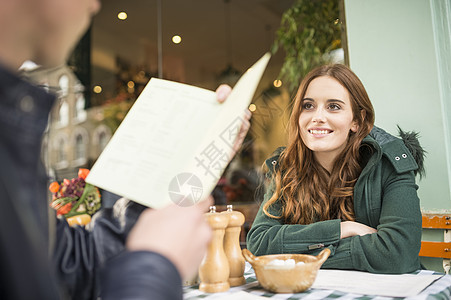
[[0, 66, 182, 299]]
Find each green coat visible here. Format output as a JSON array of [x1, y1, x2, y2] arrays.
[[247, 127, 423, 274]]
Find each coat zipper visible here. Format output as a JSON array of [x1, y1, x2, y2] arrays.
[[308, 243, 325, 250]]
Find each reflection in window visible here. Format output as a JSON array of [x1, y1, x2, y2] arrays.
[[58, 100, 69, 127], [93, 125, 112, 156], [59, 75, 69, 97], [74, 93, 87, 122], [99, 131, 108, 151], [75, 134, 85, 161], [57, 137, 67, 164]]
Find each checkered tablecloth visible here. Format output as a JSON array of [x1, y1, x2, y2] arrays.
[[183, 264, 451, 300]]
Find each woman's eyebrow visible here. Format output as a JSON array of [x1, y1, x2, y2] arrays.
[[302, 98, 346, 104], [327, 99, 346, 104]]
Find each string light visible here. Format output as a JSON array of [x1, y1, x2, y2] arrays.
[[273, 79, 282, 88], [93, 85, 102, 94], [172, 35, 182, 44], [118, 12, 128, 20]]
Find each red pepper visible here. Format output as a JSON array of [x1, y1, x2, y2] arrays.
[[57, 203, 72, 216]]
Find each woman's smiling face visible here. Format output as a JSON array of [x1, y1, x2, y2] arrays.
[[298, 76, 358, 167]]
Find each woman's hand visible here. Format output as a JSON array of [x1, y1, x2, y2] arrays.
[[215, 84, 232, 104], [340, 221, 377, 239]]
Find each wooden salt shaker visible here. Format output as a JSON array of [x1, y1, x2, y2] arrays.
[[222, 205, 246, 286], [198, 206, 230, 293]]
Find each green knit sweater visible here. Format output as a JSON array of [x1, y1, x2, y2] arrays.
[[247, 127, 423, 274]]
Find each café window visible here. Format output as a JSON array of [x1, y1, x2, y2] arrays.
[[54, 134, 69, 169], [73, 93, 87, 123], [72, 128, 88, 166], [99, 131, 108, 151], [93, 125, 112, 155], [56, 99, 69, 127], [75, 134, 85, 160], [58, 74, 69, 97]]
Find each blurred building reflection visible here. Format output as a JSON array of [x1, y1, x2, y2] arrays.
[[23, 66, 115, 181]]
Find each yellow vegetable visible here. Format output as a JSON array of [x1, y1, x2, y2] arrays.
[[66, 214, 91, 227]]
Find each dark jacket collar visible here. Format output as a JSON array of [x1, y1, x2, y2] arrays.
[[0, 65, 55, 145], [366, 126, 423, 176]]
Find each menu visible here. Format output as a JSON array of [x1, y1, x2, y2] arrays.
[[86, 53, 271, 208], [312, 269, 443, 297]]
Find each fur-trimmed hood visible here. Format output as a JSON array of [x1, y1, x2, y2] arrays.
[[368, 126, 426, 178]]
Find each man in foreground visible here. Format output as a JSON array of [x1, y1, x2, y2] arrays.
[[0, 0, 249, 299]]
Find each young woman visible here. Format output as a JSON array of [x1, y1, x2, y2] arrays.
[[247, 64, 424, 274]]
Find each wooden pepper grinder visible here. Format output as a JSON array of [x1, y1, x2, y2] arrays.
[[222, 205, 246, 286], [198, 206, 230, 293]]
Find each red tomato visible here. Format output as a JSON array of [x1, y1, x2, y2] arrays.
[[49, 181, 60, 193], [78, 168, 90, 179]]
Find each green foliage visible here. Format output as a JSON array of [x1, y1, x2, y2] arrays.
[[273, 0, 342, 94], [102, 94, 133, 133]]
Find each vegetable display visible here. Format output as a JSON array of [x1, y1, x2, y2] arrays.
[[49, 168, 101, 226]]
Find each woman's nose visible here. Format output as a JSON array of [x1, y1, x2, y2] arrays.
[[312, 108, 326, 123]]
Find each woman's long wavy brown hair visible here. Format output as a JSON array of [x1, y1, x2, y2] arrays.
[[263, 64, 375, 224]]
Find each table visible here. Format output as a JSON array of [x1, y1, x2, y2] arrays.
[[184, 264, 451, 299]]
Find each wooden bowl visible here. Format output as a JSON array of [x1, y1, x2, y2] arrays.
[[242, 248, 330, 293]]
